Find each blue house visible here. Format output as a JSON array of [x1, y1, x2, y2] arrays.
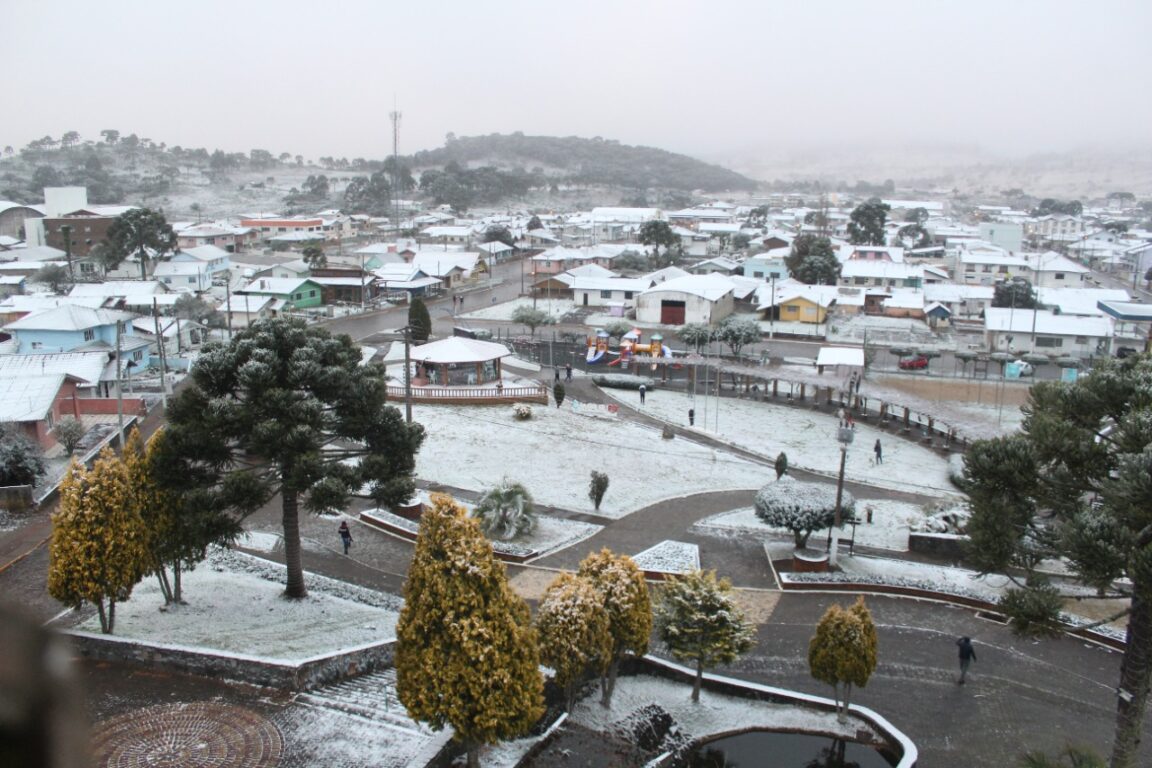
[[1, 304, 151, 371]]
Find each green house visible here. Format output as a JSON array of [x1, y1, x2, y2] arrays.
[[238, 278, 325, 310]]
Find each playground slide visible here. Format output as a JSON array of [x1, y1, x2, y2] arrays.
[[606, 355, 623, 366], [586, 348, 605, 364]]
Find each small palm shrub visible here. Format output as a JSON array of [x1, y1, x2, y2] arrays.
[[472, 478, 536, 540]]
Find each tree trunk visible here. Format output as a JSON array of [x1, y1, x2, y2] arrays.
[[282, 490, 307, 599], [1111, 590, 1152, 768], [154, 561, 173, 604], [96, 600, 109, 634], [173, 560, 183, 603], [692, 659, 704, 703], [107, 599, 116, 634], [601, 658, 620, 708], [465, 741, 480, 768], [840, 682, 852, 723]]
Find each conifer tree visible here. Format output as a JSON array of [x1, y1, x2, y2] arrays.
[[808, 598, 878, 721], [578, 548, 652, 707], [396, 494, 543, 767], [408, 297, 432, 342], [655, 569, 755, 702], [536, 572, 611, 711], [47, 449, 149, 633]]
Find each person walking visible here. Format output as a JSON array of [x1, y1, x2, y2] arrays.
[[956, 636, 977, 684], [565, 363, 572, 382], [639, 384, 646, 404], [338, 520, 353, 555], [688, 408, 695, 426], [874, 439, 883, 465]]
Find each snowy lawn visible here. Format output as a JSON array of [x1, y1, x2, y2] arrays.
[[693, 498, 933, 552], [75, 550, 400, 662], [600, 387, 960, 497], [631, 540, 701, 575], [460, 296, 577, 322], [411, 402, 764, 519]]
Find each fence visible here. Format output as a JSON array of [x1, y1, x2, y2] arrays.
[[384, 385, 548, 405]]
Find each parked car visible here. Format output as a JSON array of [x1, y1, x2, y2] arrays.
[[898, 355, 929, 370], [1010, 360, 1034, 376], [1116, 346, 1138, 359]]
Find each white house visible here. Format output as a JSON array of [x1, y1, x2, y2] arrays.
[[983, 308, 1112, 359], [572, 276, 652, 308], [1022, 250, 1089, 289], [923, 283, 994, 319], [635, 273, 735, 326]]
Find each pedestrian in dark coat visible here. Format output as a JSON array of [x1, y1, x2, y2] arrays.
[[956, 636, 977, 683], [874, 439, 883, 465], [688, 408, 695, 426], [565, 363, 572, 382], [639, 384, 646, 404], [338, 521, 353, 555]]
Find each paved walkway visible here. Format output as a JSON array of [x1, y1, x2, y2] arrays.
[[2, 291, 1148, 766]]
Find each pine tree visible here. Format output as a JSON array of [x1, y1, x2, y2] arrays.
[[589, 470, 609, 511], [655, 569, 755, 702], [536, 572, 611, 710], [47, 449, 149, 633], [396, 494, 544, 767], [578, 548, 652, 707], [408, 297, 432, 342], [808, 597, 879, 722]]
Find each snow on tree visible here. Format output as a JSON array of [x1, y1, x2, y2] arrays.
[[535, 572, 611, 711], [408, 297, 431, 342], [53, 416, 86, 455], [47, 449, 149, 634], [578, 548, 652, 707], [0, 424, 46, 487], [396, 494, 543, 768], [159, 317, 424, 599], [472, 477, 536, 541], [655, 569, 755, 702], [754, 474, 854, 549], [963, 357, 1152, 767], [589, 470, 609, 511], [808, 597, 878, 722], [716, 316, 762, 356]]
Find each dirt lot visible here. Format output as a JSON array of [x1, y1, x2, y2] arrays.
[[877, 374, 1032, 408]]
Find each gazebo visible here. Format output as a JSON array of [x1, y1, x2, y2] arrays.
[[410, 336, 511, 387]]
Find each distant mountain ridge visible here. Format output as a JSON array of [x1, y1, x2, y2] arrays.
[[410, 133, 759, 193]]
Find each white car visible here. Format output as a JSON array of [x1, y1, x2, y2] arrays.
[[1010, 360, 1034, 377]]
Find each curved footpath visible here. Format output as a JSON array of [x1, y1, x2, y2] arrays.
[[2, 366, 1148, 766]]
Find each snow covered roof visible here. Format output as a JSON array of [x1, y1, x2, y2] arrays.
[[644, 266, 691, 283], [69, 280, 168, 297], [816, 347, 865, 367], [691, 256, 741, 272], [1027, 250, 1089, 274], [572, 276, 652, 293], [923, 283, 994, 303], [565, 263, 617, 279], [0, 373, 82, 422], [0, 351, 107, 386], [420, 226, 472, 238], [3, 304, 136, 332], [1098, 301, 1152, 322], [410, 252, 479, 275], [1036, 287, 1129, 316], [839, 261, 923, 280], [154, 261, 209, 277], [589, 207, 662, 223], [881, 289, 926, 309], [983, 308, 1113, 338], [177, 245, 232, 262], [238, 278, 319, 295], [957, 250, 1028, 267], [640, 273, 734, 301], [11, 245, 67, 262], [409, 336, 511, 364]]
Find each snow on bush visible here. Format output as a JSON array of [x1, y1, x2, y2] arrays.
[[592, 373, 655, 390], [632, 541, 700, 574], [910, 501, 970, 534], [754, 475, 854, 549], [512, 403, 533, 420]]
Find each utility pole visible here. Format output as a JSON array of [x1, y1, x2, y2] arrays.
[[115, 320, 125, 447], [402, 325, 413, 424], [152, 298, 168, 408], [390, 106, 402, 237], [61, 224, 74, 281]]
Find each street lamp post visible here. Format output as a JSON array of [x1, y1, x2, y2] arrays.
[[830, 426, 854, 566]]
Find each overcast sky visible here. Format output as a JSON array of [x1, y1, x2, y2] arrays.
[[5, 0, 1150, 163]]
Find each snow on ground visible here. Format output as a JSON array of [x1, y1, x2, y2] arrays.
[[77, 550, 400, 661], [600, 387, 960, 497], [631, 541, 701, 575], [411, 402, 764, 519], [693, 498, 931, 552], [461, 296, 577, 322], [570, 674, 871, 745]]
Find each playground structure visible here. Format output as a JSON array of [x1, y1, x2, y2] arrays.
[[586, 328, 673, 369]]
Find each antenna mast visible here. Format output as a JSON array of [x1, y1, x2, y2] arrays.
[[390, 107, 402, 236]]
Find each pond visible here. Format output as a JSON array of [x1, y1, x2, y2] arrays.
[[676, 730, 898, 768]]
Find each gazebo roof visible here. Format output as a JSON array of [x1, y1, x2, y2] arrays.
[[410, 336, 512, 364]]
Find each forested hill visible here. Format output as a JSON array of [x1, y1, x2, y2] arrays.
[[410, 133, 758, 193]]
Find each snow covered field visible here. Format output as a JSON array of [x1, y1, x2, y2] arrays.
[[77, 550, 400, 661], [411, 402, 764, 518], [600, 387, 961, 497]]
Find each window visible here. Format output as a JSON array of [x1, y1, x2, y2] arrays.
[[624, 291, 634, 299], [982, 265, 992, 273], [784, 305, 799, 314], [853, 277, 866, 285], [1075, 336, 1088, 344], [188, 277, 196, 284], [83, 329, 95, 341], [1035, 337, 1063, 348], [132, 350, 144, 361], [309, 290, 316, 298], [1054, 273, 1065, 280], [294, 293, 303, 300], [600, 290, 612, 299], [31, 342, 43, 350]]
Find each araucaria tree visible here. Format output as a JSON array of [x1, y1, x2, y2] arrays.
[[578, 549, 652, 707], [787, 234, 841, 285], [101, 207, 178, 279], [472, 478, 536, 540], [847, 199, 891, 246], [535, 572, 612, 711], [160, 317, 424, 599], [655, 569, 755, 702], [48, 449, 149, 633], [754, 474, 854, 549], [963, 357, 1152, 768], [808, 597, 878, 721], [396, 494, 544, 768], [639, 220, 681, 265]]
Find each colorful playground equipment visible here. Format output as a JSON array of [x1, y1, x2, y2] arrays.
[[586, 329, 674, 368]]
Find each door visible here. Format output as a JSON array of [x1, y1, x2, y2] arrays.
[[661, 300, 686, 325]]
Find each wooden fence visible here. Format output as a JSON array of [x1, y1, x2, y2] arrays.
[[384, 385, 549, 405]]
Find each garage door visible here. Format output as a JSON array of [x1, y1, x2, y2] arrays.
[[660, 300, 686, 325]]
